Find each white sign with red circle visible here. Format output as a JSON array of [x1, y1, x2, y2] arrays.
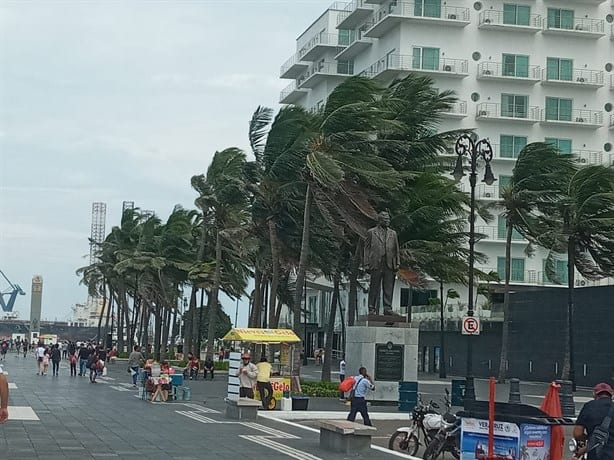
[[462, 316, 480, 335]]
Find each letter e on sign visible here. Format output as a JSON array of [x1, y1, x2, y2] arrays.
[[462, 317, 480, 335]]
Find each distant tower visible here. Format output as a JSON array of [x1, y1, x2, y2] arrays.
[[142, 209, 154, 220], [122, 201, 134, 214], [29, 275, 43, 342], [90, 202, 107, 265]]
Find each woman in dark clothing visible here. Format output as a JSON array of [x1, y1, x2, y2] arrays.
[[88, 350, 100, 383]]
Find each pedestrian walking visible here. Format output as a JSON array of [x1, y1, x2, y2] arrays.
[[0, 364, 8, 423], [61, 342, 67, 359], [78, 344, 92, 377], [50, 343, 61, 376], [346, 366, 375, 426], [236, 353, 258, 398], [256, 356, 273, 410], [42, 347, 50, 376], [88, 349, 100, 383], [22, 339, 28, 358], [574, 382, 614, 460], [0, 340, 7, 361], [69, 352, 77, 377], [127, 345, 145, 387], [36, 342, 46, 375]]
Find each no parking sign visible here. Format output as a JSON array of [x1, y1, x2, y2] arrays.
[[462, 316, 481, 335]]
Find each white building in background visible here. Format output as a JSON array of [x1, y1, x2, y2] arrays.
[[279, 0, 614, 320], [70, 298, 107, 327]]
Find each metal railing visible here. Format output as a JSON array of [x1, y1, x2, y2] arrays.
[[475, 184, 501, 200], [475, 267, 572, 286], [360, 54, 468, 78], [543, 16, 604, 34], [280, 53, 303, 77], [541, 108, 603, 125], [574, 150, 603, 165], [298, 33, 347, 60], [279, 82, 301, 102], [611, 75, 614, 90], [297, 61, 353, 87], [542, 68, 604, 86], [366, 1, 470, 29], [441, 100, 467, 116], [490, 144, 521, 160], [475, 226, 525, 241], [610, 114, 614, 128], [476, 102, 540, 120], [337, 0, 372, 23], [478, 61, 541, 80], [478, 10, 542, 28]]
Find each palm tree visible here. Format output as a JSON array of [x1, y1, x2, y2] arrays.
[[497, 143, 576, 382], [537, 165, 614, 386]]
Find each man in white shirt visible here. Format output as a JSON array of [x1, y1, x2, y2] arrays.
[[36, 344, 45, 375], [339, 357, 346, 400], [0, 365, 8, 423]]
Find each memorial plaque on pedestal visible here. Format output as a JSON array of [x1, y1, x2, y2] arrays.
[[375, 341, 404, 381]]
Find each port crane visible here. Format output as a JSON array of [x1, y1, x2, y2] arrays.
[[0, 269, 25, 312]]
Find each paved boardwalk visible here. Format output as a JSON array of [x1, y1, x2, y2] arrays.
[[0, 351, 415, 460]]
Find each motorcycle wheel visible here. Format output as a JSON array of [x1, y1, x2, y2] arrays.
[[388, 431, 419, 456], [423, 436, 445, 460]]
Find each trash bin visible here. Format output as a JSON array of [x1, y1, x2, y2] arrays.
[[451, 379, 466, 406], [291, 396, 309, 410], [398, 381, 418, 412], [183, 386, 192, 401]]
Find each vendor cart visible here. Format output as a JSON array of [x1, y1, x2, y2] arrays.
[[222, 328, 301, 410]]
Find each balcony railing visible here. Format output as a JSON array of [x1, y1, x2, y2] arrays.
[[298, 33, 347, 61], [475, 184, 501, 200], [279, 81, 309, 104], [541, 109, 603, 126], [361, 54, 468, 79], [542, 68, 604, 87], [475, 267, 574, 286], [280, 53, 308, 79], [478, 62, 541, 81], [337, 0, 373, 28], [610, 114, 614, 129], [543, 16, 605, 35], [490, 144, 521, 160], [611, 75, 614, 90], [476, 103, 540, 122], [440, 100, 467, 118], [478, 10, 542, 29], [297, 61, 353, 88], [475, 226, 525, 241], [364, 1, 470, 35]]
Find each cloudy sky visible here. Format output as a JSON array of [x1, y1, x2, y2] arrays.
[[0, 0, 332, 324]]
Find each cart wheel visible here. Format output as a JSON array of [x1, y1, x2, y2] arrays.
[[268, 397, 277, 410]]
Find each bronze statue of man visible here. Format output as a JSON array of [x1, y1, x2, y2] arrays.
[[363, 211, 400, 315]]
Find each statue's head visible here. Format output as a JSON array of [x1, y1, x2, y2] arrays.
[[377, 211, 390, 228]]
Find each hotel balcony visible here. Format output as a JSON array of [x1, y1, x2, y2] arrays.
[[478, 10, 542, 33], [298, 33, 347, 62], [475, 226, 526, 243], [476, 103, 540, 124], [361, 54, 468, 80], [474, 267, 572, 286], [611, 24, 614, 41], [337, 0, 373, 29], [610, 115, 614, 130], [541, 68, 604, 89], [567, 0, 607, 3], [335, 33, 373, 60], [574, 150, 605, 165], [279, 81, 309, 105], [477, 62, 541, 84], [440, 100, 467, 119], [542, 17, 606, 39], [280, 53, 309, 79], [296, 61, 352, 89], [540, 109, 603, 129], [364, 2, 470, 38], [475, 184, 502, 201]]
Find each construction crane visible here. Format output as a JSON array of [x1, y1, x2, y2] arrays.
[[0, 269, 25, 312]]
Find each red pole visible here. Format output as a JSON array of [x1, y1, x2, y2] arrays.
[[488, 376, 495, 460]]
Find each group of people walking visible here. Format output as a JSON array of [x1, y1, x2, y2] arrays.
[[30, 340, 107, 383]]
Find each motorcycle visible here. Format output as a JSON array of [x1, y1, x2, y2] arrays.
[[388, 389, 455, 456], [568, 439, 587, 460], [422, 391, 461, 460]]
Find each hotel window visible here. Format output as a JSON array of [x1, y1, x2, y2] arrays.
[[501, 94, 528, 118], [500, 135, 527, 158], [502, 54, 529, 78], [545, 97, 572, 122], [412, 47, 440, 71], [546, 58, 573, 81], [503, 4, 531, 26], [545, 137, 572, 154], [497, 257, 525, 282], [414, 0, 441, 18], [547, 8, 574, 30]]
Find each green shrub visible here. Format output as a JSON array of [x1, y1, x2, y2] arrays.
[[299, 380, 339, 398], [214, 361, 229, 371], [117, 352, 130, 359]]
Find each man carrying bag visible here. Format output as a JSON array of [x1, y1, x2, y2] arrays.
[[574, 383, 614, 460]]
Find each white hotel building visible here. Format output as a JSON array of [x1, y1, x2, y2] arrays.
[[279, 0, 614, 320]]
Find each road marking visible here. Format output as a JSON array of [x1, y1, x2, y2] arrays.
[[176, 411, 221, 424], [241, 421, 299, 439], [240, 435, 322, 460], [6, 406, 39, 421], [8, 383, 17, 389], [110, 385, 132, 392], [180, 403, 220, 413]]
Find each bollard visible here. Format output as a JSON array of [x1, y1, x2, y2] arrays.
[[508, 378, 521, 404], [556, 380, 575, 417]]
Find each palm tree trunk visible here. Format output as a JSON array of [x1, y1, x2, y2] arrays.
[[439, 281, 446, 378], [291, 184, 312, 389], [96, 284, 107, 344], [161, 306, 171, 360], [348, 242, 361, 326], [250, 270, 263, 327], [206, 227, 223, 358], [117, 289, 125, 353], [102, 288, 114, 348], [498, 221, 513, 382], [191, 288, 201, 354], [562, 238, 575, 385], [321, 277, 339, 382], [153, 304, 162, 361], [268, 219, 281, 329]]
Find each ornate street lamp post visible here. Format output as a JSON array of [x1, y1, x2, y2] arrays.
[[452, 133, 496, 407]]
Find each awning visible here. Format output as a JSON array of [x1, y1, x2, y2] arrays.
[[222, 328, 301, 343]]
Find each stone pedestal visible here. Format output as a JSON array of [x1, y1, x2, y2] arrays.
[[346, 317, 418, 403]]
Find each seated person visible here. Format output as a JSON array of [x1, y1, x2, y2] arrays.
[[160, 360, 171, 374], [203, 356, 214, 380], [184, 353, 199, 380]]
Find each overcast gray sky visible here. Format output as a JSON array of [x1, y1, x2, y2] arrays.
[[0, 0, 332, 324]]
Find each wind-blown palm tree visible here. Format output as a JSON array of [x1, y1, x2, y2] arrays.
[[497, 143, 576, 382]]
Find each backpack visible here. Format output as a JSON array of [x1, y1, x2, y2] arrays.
[[587, 402, 614, 459]]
